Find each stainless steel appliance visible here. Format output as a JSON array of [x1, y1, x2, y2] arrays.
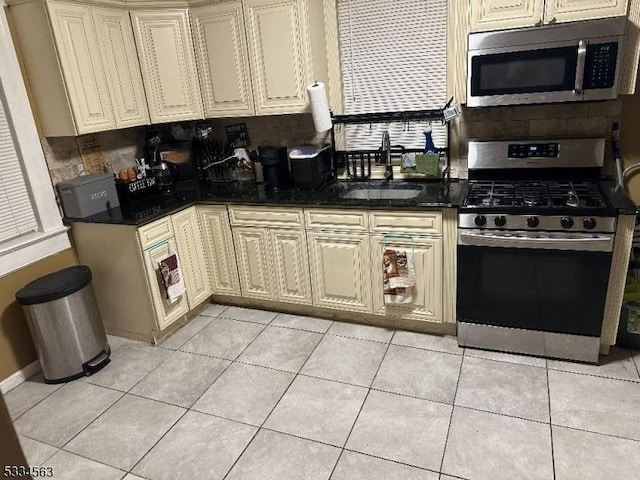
[[457, 138, 617, 363], [467, 17, 625, 107]]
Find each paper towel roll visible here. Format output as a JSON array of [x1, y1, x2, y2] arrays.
[[307, 82, 332, 133]]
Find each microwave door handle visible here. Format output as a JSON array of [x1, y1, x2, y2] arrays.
[[574, 39, 588, 95]]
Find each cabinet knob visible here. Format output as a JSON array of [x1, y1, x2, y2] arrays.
[[548, 16, 557, 24], [534, 17, 543, 26]]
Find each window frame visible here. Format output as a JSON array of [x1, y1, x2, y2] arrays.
[[0, 4, 70, 277]]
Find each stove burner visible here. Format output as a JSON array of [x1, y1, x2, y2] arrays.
[[464, 180, 607, 210]]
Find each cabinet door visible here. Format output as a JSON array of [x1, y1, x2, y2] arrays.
[[47, 1, 116, 134], [143, 237, 189, 331], [198, 205, 241, 296], [191, 1, 255, 117], [243, 0, 311, 114], [307, 231, 372, 313], [269, 229, 312, 305], [92, 6, 150, 128], [470, 0, 544, 32], [370, 236, 443, 324], [130, 9, 204, 123], [544, 0, 628, 24], [233, 227, 275, 300], [171, 207, 211, 309]]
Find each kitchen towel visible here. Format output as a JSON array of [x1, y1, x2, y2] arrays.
[[383, 248, 416, 304], [307, 82, 332, 132], [158, 253, 186, 303]]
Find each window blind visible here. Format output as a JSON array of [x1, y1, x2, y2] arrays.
[[0, 89, 38, 243], [337, 0, 448, 150]]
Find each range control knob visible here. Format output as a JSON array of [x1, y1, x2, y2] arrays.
[[561, 217, 574, 229], [527, 216, 540, 228], [494, 216, 507, 227], [475, 215, 487, 226], [583, 217, 597, 230]]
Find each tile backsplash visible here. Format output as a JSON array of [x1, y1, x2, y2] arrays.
[[40, 101, 621, 186]]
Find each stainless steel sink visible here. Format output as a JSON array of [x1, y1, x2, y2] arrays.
[[340, 186, 423, 200]]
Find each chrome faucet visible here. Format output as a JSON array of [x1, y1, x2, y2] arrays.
[[382, 130, 393, 180]]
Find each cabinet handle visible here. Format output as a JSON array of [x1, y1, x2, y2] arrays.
[[548, 16, 557, 24], [534, 17, 543, 26]]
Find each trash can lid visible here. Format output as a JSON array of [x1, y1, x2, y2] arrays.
[[15, 265, 92, 305]]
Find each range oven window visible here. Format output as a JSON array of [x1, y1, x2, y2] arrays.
[[457, 245, 612, 336], [471, 46, 578, 96]]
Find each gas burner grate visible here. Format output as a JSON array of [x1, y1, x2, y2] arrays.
[[465, 180, 607, 209]]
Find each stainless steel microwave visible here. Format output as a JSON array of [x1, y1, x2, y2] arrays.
[[467, 17, 626, 107]]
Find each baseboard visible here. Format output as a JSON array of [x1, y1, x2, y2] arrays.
[[0, 360, 41, 395]]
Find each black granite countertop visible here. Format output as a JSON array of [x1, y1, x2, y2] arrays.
[[64, 180, 468, 226], [599, 180, 638, 216]]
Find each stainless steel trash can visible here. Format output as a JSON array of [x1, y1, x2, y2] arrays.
[[15, 265, 110, 384]]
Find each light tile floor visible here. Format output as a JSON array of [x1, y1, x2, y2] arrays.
[[6, 304, 640, 480]]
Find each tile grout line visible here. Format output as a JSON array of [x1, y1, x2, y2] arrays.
[[328, 334, 394, 480], [157, 314, 217, 351], [221, 315, 329, 480], [438, 352, 465, 475], [546, 364, 557, 480]]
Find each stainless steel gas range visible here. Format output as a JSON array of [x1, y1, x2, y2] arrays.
[[457, 138, 618, 363]]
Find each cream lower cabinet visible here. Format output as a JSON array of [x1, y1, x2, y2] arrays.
[[171, 206, 211, 309], [233, 226, 275, 300], [71, 209, 213, 342], [370, 235, 443, 323], [269, 228, 312, 304], [142, 236, 190, 331], [130, 9, 204, 123], [307, 231, 372, 313], [228, 205, 311, 303], [470, 0, 629, 31], [198, 205, 241, 296]]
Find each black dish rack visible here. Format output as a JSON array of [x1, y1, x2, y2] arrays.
[[330, 108, 452, 191]]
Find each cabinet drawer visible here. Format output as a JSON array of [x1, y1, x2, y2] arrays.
[[229, 205, 303, 228], [305, 209, 368, 231], [138, 217, 174, 249], [370, 211, 442, 236]]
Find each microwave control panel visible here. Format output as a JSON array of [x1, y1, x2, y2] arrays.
[[584, 42, 618, 89]]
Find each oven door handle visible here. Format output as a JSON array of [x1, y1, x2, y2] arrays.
[[458, 230, 614, 252]]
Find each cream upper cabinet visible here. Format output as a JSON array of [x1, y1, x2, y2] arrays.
[[46, 1, 116, 133], [130, 9, 204, 123], [243, 0, 311, 115], [92, 6, 150, 128], [233, 226, 275, 300], [8, 0, 151, 136], [470, 0, 545, 31], [171, 206, 211, 309], [269, 228, 312, 305], [544, 0, 628, 23], [470, 0, 629, 31], [198, 205, 241, 296], [307, 231, 372, 313], [191, 1, 255, 117], [142, 237, 190, 331], [371, 235, 443, 324]]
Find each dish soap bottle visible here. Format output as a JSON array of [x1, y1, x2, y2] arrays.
[[423, 125, 438, 154]]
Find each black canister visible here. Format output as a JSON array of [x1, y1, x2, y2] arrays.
[[259, 146, 290, 189]]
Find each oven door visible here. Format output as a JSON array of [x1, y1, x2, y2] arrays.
[[457, 229, 614, 337]]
